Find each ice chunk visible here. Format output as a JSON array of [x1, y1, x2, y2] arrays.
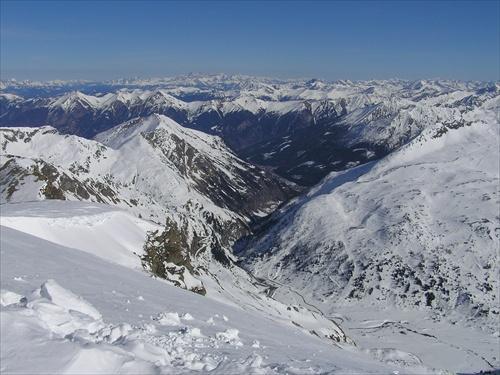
[[216, 328, 243, 346], [39, 279, 101, 320], [155, 312, 181, 326], [0, 290, 27, 307]]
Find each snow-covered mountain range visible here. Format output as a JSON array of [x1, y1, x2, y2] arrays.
[[2, 75, 498, 185], [0, 114, 356, 364], [1, 74, 499, 373]]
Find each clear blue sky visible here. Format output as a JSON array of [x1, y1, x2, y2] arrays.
[[1, 0, 498, 81]]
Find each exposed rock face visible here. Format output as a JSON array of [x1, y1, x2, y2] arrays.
[[141, 220, 207, 295], [139, 122, 294, 218]]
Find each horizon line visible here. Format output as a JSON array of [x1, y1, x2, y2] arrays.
[[1, 73, 498, 85]]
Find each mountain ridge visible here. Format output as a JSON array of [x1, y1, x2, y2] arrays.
[[2, 76, 497, 185]]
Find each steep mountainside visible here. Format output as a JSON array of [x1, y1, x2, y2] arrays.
[[240, 94, 499, 332], [0, 115, 296, 294]]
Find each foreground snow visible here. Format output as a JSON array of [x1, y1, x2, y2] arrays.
[[0, 213, 420, 374]]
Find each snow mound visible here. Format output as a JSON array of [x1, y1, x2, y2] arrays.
[[367, 348, 423, 367], [154, 312, 181, 326], [216, 328, 243, 346], [0, 290, 26, 307], [39, 279, 102, 320]]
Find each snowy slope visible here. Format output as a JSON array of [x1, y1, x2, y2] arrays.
[[0, 201, 160, 269], [0, 200, 438, 374], [0, 201, 354, 348], [1, 224, 414, 374], [242, 95, 499, 317], [240, 99, 500, 371]]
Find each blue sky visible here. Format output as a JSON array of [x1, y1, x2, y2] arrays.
[[1, 1, 498, 81]]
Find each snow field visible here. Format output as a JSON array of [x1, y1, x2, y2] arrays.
[[0, 222, 413, 374]]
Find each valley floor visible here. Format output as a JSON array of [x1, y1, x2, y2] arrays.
[[263, 281, 499, 374], [338, 306, 499, 373]]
